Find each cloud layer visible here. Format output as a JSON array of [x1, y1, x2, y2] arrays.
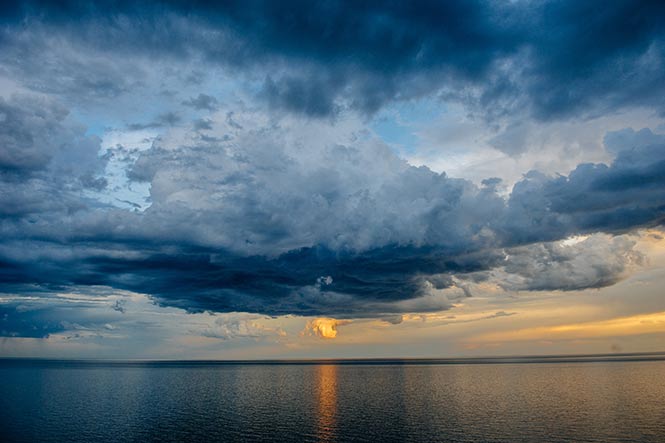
[[1, 96, 664, 326], [1, 1, 664, 120], [1, 1, 665, 340]]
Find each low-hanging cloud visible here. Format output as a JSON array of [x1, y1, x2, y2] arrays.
[[482, 234, 645, 292], [1, 96, 664, 327], [198, 314, 285, 341]]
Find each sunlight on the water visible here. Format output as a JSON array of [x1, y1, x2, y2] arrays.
[[315, 365, 339, 442]]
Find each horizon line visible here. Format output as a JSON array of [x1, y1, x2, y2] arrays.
[[2, 351, 665, 365]]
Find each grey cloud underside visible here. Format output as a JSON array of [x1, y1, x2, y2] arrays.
[[2, 1, 665, 331], [1, 95, 665, 321], [461, 234, 645, 293], [0, 304, 68, 338], [0, 285, 127, 338], [1, 1, 664, 119]]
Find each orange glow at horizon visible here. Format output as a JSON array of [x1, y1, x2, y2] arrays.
[[469, 311, 665, 344]]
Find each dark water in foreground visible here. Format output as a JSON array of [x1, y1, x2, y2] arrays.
[[1, 355, 665, 442]]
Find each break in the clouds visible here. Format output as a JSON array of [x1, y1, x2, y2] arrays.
[[1, 1, 665, 344]]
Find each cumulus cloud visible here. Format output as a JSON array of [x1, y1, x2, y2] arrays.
[[489, 234, 645, 292], [500, 128, 665, 244], [1, 4, 665, 323], [603, 127, 665, 156], [0, 107, 508, 316], [302, 318, 352, 339], [1, 95, 664, 318]]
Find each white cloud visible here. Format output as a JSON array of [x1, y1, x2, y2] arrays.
[[301, 318, 352, 339]]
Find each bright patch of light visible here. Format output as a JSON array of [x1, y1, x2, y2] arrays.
[[561, 235, 590, 247]]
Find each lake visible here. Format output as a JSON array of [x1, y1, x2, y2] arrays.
[[1, 356, 664, 442]]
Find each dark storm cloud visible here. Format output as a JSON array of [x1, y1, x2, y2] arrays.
[[500, 128, 665, 244], [1, 1, 664, 119], [1, 94, 664, 318], [2, 2, 665, 321], [0, 244, 501, 317], [0, 288, 127, 338], [0, 304, 67, 338], [525, 0, 665, 120], [261, 74, 341, 118], [0, 105, 508, 317]]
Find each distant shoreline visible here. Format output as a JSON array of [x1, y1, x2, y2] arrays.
[[2, 351, 665, 367]]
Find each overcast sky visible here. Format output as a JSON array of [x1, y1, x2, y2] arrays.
[[1, 0, 665, 359]]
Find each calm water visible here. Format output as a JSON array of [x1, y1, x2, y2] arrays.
[[1, 357, 665, 442]]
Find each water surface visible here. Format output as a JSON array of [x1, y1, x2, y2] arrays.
[[1, 356, 664, 442]]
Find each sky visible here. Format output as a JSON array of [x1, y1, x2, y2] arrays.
[[1, 0, 665, 359]]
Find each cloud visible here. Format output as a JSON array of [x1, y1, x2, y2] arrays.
[[381, 315, 404, 325], [261, 73, 341, 118], [603, 127, 665, 155], [0, 108, 507, 316], [0, 94, 107, 219], [198, 314, 285, 340], [0, 303, 67, 338], [0, 288, 128, 338], [182, 93, 219, 112], [418, 310, 517, 325], [0, 95, 103, 178], [127, 112, 181, 131], [302, 318, 352, 339], [1, 1, 664, 120], [489, 234, 645, 292], [1, 92, 664, 318], [1, 2, 665, 362], [0, 28, 138, 103]]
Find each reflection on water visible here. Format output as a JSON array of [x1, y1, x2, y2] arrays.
[[315, 365, 338, 442], [1, 359, 664, 442]]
